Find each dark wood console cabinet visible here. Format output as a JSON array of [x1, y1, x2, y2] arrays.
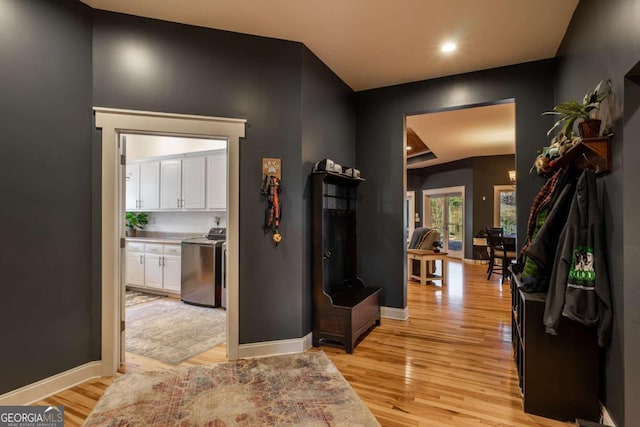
[[311, 171, 381, 353], [510, 274, 599, 422]]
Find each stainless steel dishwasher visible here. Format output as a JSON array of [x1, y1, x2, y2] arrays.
[[181, 228, 226, 307]]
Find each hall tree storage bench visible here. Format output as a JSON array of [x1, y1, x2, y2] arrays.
[[311, 171, 382, 353], [510, 271, 599, 422]]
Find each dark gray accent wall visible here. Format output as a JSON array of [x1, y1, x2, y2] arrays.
[[355, 61, 555, 308], [0, 0, 93, 394], [93, 11, 306, 344], [555, 1, 640, 425], [301, 48, 355, 332], [407, 159, 474, 258], [623, 69, 640, 427], [472, 155, 516, 239], [92, 11, 355, 344]]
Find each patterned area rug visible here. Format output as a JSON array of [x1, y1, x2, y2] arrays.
[[125, 290, 165, 307], [84, 352, 379, 426], [126, 299, 226, 364]]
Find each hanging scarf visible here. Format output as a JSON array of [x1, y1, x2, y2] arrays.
[[263, 176, 282, 244]]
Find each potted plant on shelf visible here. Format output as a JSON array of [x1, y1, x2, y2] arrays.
[[125, 212, 148, 237], [543, 79, 612, 139]]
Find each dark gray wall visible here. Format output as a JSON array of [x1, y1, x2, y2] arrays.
[[407, 159, 474, 258], [92, 11, 355, 344], [92, 11, 306, 344], [623, 70, 640, 427], [0, 0, 94, 394], [356, 61, 555, 308], [472, 154, 516, 238], [555, 1, 640, 425], [301, 48, 355, 332]]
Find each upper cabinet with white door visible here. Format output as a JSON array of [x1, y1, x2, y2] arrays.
[[160, 157, 206, 210], [207, 151, 227, 210], [129, 151, 224, 212], [125, 164, 140, 210], [126, 161, 160, 211], [160, 159, 182, 209], [182, 157, 206, 209]]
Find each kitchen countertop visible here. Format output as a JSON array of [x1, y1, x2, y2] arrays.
[[125, 231, 202, 245]]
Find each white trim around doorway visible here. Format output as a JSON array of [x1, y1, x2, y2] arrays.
[[94, 107, 245, 377]]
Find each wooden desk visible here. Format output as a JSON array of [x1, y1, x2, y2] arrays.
[[407, 249, 448, 286]]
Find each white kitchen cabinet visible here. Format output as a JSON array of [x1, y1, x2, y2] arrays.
[[125, 164, 140, 210], [126, 161, 160, 210], [126, 242, 145, 286], [139, 161, 160, 210], [207, 151, 227, 210], [143, 244, 164, 289], [133, 243, 182, 292], [160, 159, 182, 210], [160, 157, 206, 210], [163, 255, 182, 292], [182, 157, 206, 209]]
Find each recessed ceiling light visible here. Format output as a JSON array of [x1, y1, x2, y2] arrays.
[[406, 146, 412, 151], [441, 42, 457, 54]]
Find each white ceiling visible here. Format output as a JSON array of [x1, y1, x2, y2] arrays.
[[80, 0, 578, 91], [80, 1, 576, 167], [406, 103, 515, 169]]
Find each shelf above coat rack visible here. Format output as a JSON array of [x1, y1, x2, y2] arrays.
[[552, 137, 611, 174]]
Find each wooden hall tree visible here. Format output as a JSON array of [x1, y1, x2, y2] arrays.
[[311, 171, 381, 353]]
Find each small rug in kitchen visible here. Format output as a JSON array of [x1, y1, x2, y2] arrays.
[[126, 299, 226, 364], [83, 351, 380, 426], [125, 289, 164, 307]]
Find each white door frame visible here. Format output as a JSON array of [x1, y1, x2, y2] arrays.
[[422, 186, 465, 259], [406, 191, 416, 243], [95, 107, 245, 376]]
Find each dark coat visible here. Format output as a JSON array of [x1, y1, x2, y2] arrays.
[[543, 169, 612, 347]]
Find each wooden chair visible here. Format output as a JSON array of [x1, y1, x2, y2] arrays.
[[486, 227, 517, 283]]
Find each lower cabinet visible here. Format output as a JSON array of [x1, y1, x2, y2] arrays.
[[510, 275, 599, 422], [126, 242, 182, 294], [126, 243, 145, 286]]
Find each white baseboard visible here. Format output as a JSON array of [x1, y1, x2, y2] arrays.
[[601, 402, 616, 426], [0, 361, 102, 405], [238, 332, 313, 359], [381, 306, 409, 320]]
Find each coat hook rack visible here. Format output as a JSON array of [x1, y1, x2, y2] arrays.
[[582, 152, 600, 173]]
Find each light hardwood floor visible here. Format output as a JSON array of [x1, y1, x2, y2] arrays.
[[40, 260, 571, 426]]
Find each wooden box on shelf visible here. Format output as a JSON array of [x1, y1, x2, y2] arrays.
[[311, 171, 381, 354]]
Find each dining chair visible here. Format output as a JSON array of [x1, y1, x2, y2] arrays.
[[486, 227, 517, 283]]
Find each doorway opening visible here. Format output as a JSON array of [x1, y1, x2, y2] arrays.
[[404, 100, 515, 266], [122, 132, 229, 367], [422, 187, 465, 259], [95, 108, 245, 376]]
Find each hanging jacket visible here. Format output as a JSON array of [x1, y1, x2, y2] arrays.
[[521, 181, 576, 292], [543, 169, 612, 347], [516, 166, 577, 292]]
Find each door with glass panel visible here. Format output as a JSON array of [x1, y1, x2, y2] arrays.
[[423, 187, 464, 259]]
